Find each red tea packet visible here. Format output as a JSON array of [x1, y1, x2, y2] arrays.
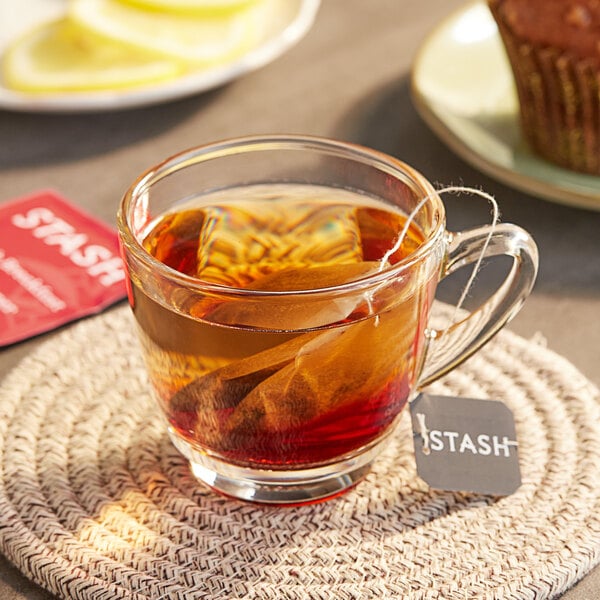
[[0, 190, 127, 347]]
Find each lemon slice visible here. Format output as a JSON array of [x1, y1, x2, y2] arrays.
[[115, 0, 259, 16], [70, 0, 266, 64], [2, 19, 184, 93]]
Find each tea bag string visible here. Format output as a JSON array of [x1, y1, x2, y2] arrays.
[[377, 185, 499, 326]]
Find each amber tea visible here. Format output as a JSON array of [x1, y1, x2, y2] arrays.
[[131, 184, 434, 468], [119, 136, 537, 504]]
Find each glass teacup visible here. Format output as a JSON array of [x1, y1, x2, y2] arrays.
[[117, 135, 538, 504]]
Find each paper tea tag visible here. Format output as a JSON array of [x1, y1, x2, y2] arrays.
[[0, 190, 127, 347], [410, 393, 521, 496]]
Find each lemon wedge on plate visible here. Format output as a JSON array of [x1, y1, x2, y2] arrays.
[[2, 19, 184, 93], [116, 0, 259, 15], [69, 0, 265, 65]]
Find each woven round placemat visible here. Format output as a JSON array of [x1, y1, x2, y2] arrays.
[[1, 304, 599, 600]]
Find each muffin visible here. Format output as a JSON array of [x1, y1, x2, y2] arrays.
[[488, 0, 600, 175]]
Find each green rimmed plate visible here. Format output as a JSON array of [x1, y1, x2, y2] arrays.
[[411, 1, 600, 211]]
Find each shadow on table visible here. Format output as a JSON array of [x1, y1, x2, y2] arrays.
[[0, 88, 225, 169], [331, 76, 600, 298]]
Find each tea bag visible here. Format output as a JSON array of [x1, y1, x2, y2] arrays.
[[195, 200, 363, 287], [223, 295, 422, 440], [178, 280, 422, 450]]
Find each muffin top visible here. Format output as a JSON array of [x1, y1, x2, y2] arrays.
[[489, 0, 600, 61]]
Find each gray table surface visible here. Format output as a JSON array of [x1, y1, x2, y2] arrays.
[[1, 0, 599, 597]]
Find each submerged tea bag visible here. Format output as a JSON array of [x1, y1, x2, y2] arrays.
[[171, 281, 423, 453], [223, 297, 421, 438]]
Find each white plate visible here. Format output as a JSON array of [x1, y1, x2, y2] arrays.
[[411, 1, 600, 211], [0, 0, 320, 113]]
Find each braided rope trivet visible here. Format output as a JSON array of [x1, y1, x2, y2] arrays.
[[0, 304, 599, 600]]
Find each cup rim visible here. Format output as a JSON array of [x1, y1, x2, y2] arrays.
[[117, 134, 446, 298]]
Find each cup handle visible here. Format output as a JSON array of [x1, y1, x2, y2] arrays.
[[418, 223, 539, 387]]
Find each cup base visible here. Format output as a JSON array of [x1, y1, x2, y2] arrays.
[[168, 429, 384, 505]]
